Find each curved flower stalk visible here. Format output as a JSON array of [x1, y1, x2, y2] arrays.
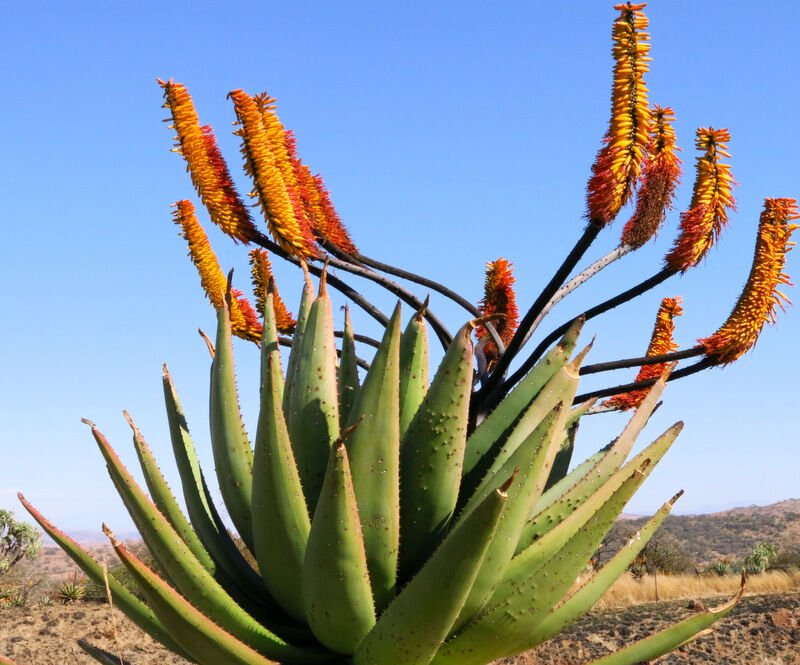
[[665, 127, 736, 271], [601, 297, 683, 410], [586, 2, 651, 226], [476, 258, 518, 369], [700, 197, 798, 364], [173, 200, 262, 341], [159, 79, 260, 244]]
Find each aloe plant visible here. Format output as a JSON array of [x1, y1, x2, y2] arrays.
[[14, 3, 798, 665]]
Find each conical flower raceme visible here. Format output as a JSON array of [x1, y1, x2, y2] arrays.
[[158, 79, 259, 244], [604, 296, 683, 410], [173, 200, 263, 341], [283, 129, 359, 255], [229, 89, 318, 259], [700, 198, 799, 364], [620, 105, 681, 248], [586, 3, 651, 226], [249, 248, 296, 333], [477, 258, 519, 367], [664, 128, 736, 272]]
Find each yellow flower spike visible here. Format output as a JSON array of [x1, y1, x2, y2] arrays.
[[249, 248, 297, 333], [664, 128, 736, 272], [700, 198, 799, 365], [228, 89, 318, 259], [587, 3, 652, 226], [158, 79, 259, 244], [604, 296, 683, 410], [172, 200, 263, 342], [477, 258, 519, 368], [620, 105, 682, 248]]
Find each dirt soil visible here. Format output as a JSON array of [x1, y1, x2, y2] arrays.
[[1, 592, 798, 664]]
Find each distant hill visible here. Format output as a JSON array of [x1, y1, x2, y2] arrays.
[[609, 499, 800, 564]]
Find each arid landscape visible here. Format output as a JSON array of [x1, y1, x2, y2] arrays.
[[2, 501, 800, 664]]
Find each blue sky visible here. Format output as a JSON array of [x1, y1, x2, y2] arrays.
[[1, 1, 798, 533]]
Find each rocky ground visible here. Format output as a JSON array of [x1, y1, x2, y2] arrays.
[[0, 592, 798, 664]]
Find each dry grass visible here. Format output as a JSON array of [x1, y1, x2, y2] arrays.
[[595, 569, 800, 609]]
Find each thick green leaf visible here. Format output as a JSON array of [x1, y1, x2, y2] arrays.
[[399, 321, 475, 578], [344, 303, 402, 611], [285, 276, 340, 512], [453, 403, 567, 631], [399, 301, 430, 438], [252, 292, 311, 622], [354, 486, 507, 665], [516, 374, 670, 553], [461, 317, 583, 497], [338, 304, 361, 424], [304, 443, 376, 654], [585, 579, 745, 665], [86, 424, 325, 663], [125, 411, 215, 573], [18, 493, 187, 658], [106, 532, 281, 665], [209, 297, 255, 551], [521, 491, 683, 651]]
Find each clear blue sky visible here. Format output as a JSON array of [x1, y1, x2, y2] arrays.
[[1, 1, 798, 533]]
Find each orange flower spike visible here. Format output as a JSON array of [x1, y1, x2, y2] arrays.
[[229, 288, 264, 342], [158, 79, 258, 244], [172, 200, 262, 341], [283, 129, 359, 255], [665, 128, 736, 271], [604, 296, 684, 410], [477, 259, 519, 365], [311, 173, 359, 255], [249, 248, 297, 333], [587, 3, 652, 225], [229, 89, 317, 258], [620, 105, 682, 248], [173, 200, 227, 311], [700, 198, 799, 365]]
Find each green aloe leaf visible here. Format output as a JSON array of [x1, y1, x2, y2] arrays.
[[209, 294, 255, 551], [584, 579, 745, 665], [252, 292, 311, 622], [338, 304, 361, 424], [399, 299, 430, 438], [284, 274, 340, 512], [85, 423, 324, 663], [453, 403, 567, 631], [354, 485, 507, 665], [399, 321, 475, 578], [521, 491, 683, 651], [18, 493, 187, 658], [304, 443, 376, 654], [162, 367, 272, 599], [125, 411, 215, 574], [516, 372, 671, 553], [344, 303, 402, 611], [105, 530, 281, 665], [461, 317, 583, 498]]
